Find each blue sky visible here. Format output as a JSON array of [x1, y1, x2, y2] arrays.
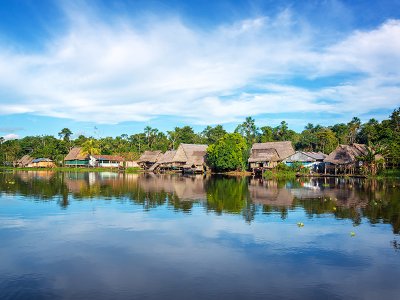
[[0, 0, 400, 139]]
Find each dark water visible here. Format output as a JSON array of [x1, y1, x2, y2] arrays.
[[1, 171, 400, 300]]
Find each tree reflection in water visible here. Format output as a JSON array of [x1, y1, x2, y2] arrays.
[[1, 170, 400, 233]]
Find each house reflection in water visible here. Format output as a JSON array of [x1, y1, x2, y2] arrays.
[[4, 171, 400, 233]]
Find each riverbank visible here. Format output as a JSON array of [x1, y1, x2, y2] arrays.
[[0, 166, 143, 173], [1, 166, 399, 179]]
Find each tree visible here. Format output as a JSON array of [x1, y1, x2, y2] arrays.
[[330, 123, 349, 144], [168, 126, 196, 149], [259, 126, 274, 142], [235, 116, 259, 146], [58, 128, 73, 142], [315, 128, 338, 154], [358, 119, 379, 145], [81, 139, 100, 155], [207, 133, 248, 171], [357, 145, 386, 175], [347, 117, 361, 144], [201, 125, 227, 145]]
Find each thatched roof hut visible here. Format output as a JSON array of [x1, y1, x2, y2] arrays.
[[249, 142, 295, 162], [324, 144, 368, 165], [138, 151, 162, 163], [248, 141, 295, 170], [14, 155, 34, 167], [148, 150, 177, 172], [64, 147, 90, 167], [158, 150, 177, 165], [137, 150, 162, 169], [170, 144, 208, 171], [64, 147, 89, 161]]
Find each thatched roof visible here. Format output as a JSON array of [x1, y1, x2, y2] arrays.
[[248, 142, 295, 163], [15, 155, 34, 166], [171, 144, 208, 166], [157, 150, 177, 164], [324, 144, 368, 165], [137, 151, 162, 163], [92, 155, 124, 162], [64, 147, 89, 161]]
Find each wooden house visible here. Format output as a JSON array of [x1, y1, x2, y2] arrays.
[[28, 158, 56, 168], [248, 141, 295, 172], [64, 147, 90, 167], [283, 151, 327, 171], [91, 155, 124, 168], [137, 150, 162, 170], [148, 150, 177, 172], [324, 143, 371, 175], [167, 144, 208, 173], [14, 155, 34, 167]]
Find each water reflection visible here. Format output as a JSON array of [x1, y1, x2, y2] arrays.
[[1, 170, 400, 300], [1, 170, 400, 233]]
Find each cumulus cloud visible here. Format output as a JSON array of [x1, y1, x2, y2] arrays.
[[0, 6, 399, 125]]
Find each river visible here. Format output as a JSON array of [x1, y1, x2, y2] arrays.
[[0, 171, 399, 299]]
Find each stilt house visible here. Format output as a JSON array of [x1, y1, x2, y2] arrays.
[[167, 144, 208, 173], [248, 141, 295, 171], [64, 147, 90, 167], [137, 151, 162, 170], [324, 144, 370, 175], [148, 150, 177, 172]]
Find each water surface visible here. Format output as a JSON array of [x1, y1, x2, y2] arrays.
[[1, 171, 399, 300]]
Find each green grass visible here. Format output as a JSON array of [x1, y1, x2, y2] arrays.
[[125, 167, 143, 173], [0, 166, 143, 173], [263, 170, 298, 180]]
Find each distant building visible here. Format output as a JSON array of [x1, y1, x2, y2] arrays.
[[64, 147, 90, 167], [169, 144, 208, 173], [91, 155, 124, 168], [28, 158, 56, 168], [137, 151, 163, 170], [283, 151, 327, 171], [248, 141, 295, 171], [148, 150, 177, 172], [14, 155, 34, 167], [323, 143, 382, 175]]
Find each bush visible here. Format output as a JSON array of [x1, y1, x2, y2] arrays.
[[207, 133, 248, 172]]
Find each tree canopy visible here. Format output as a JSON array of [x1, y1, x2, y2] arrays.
[[207, 133, 248, 171], [1, 107, 400, 168]]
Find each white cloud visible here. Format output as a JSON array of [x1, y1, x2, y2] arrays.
[[2, 134, 19, 141], [0, 6, 399, 125]]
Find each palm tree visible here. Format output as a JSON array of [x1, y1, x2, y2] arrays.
[[357, 144, 386, 175], [81, 139, 100, 156]]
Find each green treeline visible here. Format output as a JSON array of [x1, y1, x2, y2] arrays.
[[0, 107, 399, 167]]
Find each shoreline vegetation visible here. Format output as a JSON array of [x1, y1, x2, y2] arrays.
[[1, 108, 399, 176], [1, 166, 399, 179]]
